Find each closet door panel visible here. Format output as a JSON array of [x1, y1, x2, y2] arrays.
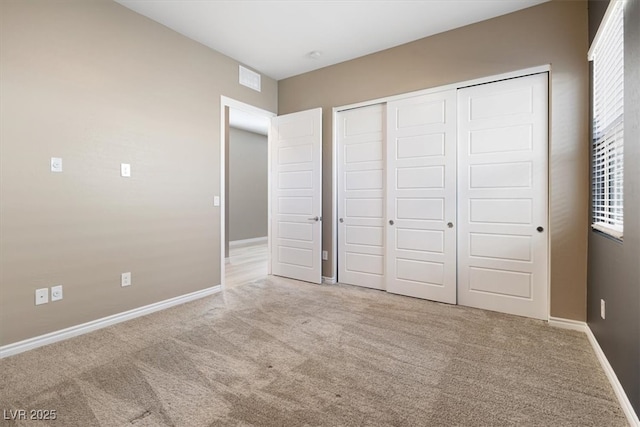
[[386, 90, 457, 304], [337, 104, 385, 289], [457, 73, 548, 320]]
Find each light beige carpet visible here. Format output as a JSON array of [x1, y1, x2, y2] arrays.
[[0, 277, 627, 426]]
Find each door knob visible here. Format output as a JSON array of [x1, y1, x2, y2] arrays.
[[308, 216, 319, 222], [389, 220, 394, 225], [447, 222, 454, 228], [339, 218, 344, 223], [537, 226, 544, 232]]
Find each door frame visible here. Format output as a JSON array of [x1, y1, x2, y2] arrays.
[[220, 96, 276, 289], [331, 64, 551, 313]]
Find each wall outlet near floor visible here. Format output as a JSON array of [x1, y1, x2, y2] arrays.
[[322, 250, 328, 261], [600, 299, 606, 319], [35, 288, 49, 305], [51, 285, 63, 301], [121, 272, 132, 287]]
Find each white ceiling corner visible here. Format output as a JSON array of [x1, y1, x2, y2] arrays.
[[115, 0, 550, 81]]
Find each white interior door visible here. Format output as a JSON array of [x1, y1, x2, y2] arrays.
[[270, 108, 322, 284], [386, 90, 457, 304], [337, 104, 385, 289], [457, 73, 548, 319]]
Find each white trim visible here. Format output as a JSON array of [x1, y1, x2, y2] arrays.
[[333, 65, 551, 113], [549, 318, 640, 426], [229, 236, 268, 248], [331, 106, 339, 283], [0, 285, 222, 359], [267, 109, 273, 276], [322, 276, 337, 285], [592, 223, 624, 240], [220, 97, 276, 287], [548, 316, 588, 332], [546, 71, 553, 321], [586, 327, 640, 426]]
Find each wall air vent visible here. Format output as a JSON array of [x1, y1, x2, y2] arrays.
[[239, 65, 261, 92]]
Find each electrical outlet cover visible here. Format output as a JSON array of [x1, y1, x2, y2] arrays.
[[51, 285, 63, 301], [51, 157, 63, 172]]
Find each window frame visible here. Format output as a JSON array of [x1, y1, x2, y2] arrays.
[[589, 0, 625, 240]]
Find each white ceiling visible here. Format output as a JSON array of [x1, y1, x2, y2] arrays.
[[116, 0, 549, 81]]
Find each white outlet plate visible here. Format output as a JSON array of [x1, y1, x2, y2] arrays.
[[121, 163, 131, 177], [35, 288, 49, 305], [214, 196, 220, 207], [600, 299, 606, 319], [322, 250, 328, 261], [51, 285, 63, 302], [121, 272, 132, 287], [51, 157, 63, 172]]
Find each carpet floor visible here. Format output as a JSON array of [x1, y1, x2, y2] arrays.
[[0, 277, 628, 426]]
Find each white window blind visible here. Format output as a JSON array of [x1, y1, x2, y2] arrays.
[[590, 0, 624, 239]]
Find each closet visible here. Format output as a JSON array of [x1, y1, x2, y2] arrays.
[[336, 72, 548, 320]]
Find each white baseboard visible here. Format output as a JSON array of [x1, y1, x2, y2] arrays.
[[229, 236, 267, 248], [548, 316, 588, 332], [585, 326, 640, 426], [322, 276, 337, 285], [549, 317, 639, 426], [0, 285, 222, 359]]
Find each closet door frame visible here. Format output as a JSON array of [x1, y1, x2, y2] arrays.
[[331, 65, 550, 312]]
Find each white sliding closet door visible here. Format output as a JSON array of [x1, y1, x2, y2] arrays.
[[337, 104, 385, 289], [386, 90, 457, 304], [457, 73, 548, 319]]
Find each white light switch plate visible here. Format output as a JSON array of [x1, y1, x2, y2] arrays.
[[121, 163, 131, 177], [121, 272, 131, 287], [51, 157, 63, 172], [214, 196, 220, 206], [35, 288, 49, 305]]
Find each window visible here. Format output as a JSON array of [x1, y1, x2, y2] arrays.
[[589, 0, 625, 239]]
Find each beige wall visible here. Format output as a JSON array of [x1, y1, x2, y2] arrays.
[[228, 128, 268, 242], [279, 0, 589, 320], [0, 0, 277, 346]]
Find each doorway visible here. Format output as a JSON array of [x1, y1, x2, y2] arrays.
[[220, 98, 275, 289], [220, 98, 324, 288]]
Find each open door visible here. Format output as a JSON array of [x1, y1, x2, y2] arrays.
[[270, 108, 322, 284]]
